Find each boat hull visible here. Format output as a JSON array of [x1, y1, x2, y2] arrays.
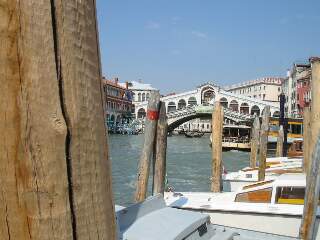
[[181, 208, 320, 238]]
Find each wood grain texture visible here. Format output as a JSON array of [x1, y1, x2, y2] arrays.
[[276, 125, 284, 157], [258, 106, 270, 181], [153, 102, 168, 195], [135, 92, 161, 202], [0, 1, 72, 239], [300, 59, 320, 240], [250, 116, 260, 168], [211, 102, 224, 192], [0, 1, 116, 239], [303, 107, 311, 173], [53, 0, 116, 239]]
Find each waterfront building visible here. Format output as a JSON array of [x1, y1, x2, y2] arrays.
[[120, 80, 159, 119], [283, 57, 319, 118], [103, 77, 134, 126], [224, 77, 284, 103], [178, 118, 212, 133]]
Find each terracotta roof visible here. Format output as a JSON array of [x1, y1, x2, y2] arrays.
[[103, 78, 127, 90]]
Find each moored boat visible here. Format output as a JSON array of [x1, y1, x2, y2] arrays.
[[223, 157, 303, 191], [210, 124, 251, 151], [164, 173, 319, 238]]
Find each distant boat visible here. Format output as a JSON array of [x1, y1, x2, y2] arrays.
[[210, 124, 251, 151], [184, 131, 205, 138]]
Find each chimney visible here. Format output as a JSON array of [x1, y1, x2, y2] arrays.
[[125, 81, 129, 89], [114, 77, 119, 84]]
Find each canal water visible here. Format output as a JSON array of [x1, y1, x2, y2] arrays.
[[110, 134, 252, 206]]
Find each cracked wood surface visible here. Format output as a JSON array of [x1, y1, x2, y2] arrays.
[[0, 1, 116, 239]]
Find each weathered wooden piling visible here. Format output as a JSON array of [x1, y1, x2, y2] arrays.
[[153, 102, 168, 195], [250, 116, 260, 168], [211, 102, 224, 192], [299, 58, 320, 240], [0, 1, 116, 239], [299, 134, 320, 240], [276, 125, 284, 157], [258, 106, 270, 181], [303, 107, 311, 173], [135, 92, 161, 202]]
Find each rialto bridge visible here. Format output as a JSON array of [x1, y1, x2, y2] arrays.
[[134, 82, 280, 130]]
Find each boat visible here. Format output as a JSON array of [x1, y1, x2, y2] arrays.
[[184, 131, 205, 138], [164, 173, 320, 238], [222, 157, 303, 191], [210, 124, 251, 151], [268, 118, 303, 149], [116, 194, 297, 239]]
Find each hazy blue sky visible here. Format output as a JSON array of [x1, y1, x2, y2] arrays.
[[97, 0, 320, 94]]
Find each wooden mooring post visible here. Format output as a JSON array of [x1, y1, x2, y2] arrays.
[[258, 106, 270, 181], [135, 92, 161, 202], [303, 107, 311, 173], [153, 102, 168, 195], [211, 102, 224, 192], [299, 58, 320, 240], [276, 125, 284, 157], [250, 116, 260, 168], [0, 1, 116, 239]]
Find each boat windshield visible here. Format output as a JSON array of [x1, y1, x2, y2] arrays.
[[235, 188, 272, 203], [275, 187, 305, 205]]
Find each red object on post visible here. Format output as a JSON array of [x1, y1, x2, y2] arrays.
[[147, 110, 159, 120]]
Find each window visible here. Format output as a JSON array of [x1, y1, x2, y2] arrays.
[[263, 94, 265, 100], [275, 187, 305, 205], [235, 188, 272, 203], [278, 87, 281, 92], [264, 86, 266, 90]]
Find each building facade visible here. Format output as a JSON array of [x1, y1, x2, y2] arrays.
[[103, 77, 134, 126], [282, 58, 318, 118], [120, 81, 159, 119], [224, 77, 283, 103]]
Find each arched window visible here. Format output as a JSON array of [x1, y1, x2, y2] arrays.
[[137, 108, 146, 119], [240, 103, 249, 114], [251, 105, 260, 116], [142, 93, 146, 102], [146, 93, 150, 101], [219, 97, 228, 108], [188, 97, 197, 106], [178, 99, 187, 109], [167, 102, 177, 112], [202, 87, 215, 104], [229, 100, 239, 112], [138, 93, 141, 102]]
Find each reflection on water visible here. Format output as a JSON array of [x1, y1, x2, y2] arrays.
[[109, 134, 250, 206]]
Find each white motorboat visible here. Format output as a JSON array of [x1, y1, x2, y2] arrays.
[[223, 157, 303, 191], [165, 173, 319, 238], [116, 194, 297, 239]]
